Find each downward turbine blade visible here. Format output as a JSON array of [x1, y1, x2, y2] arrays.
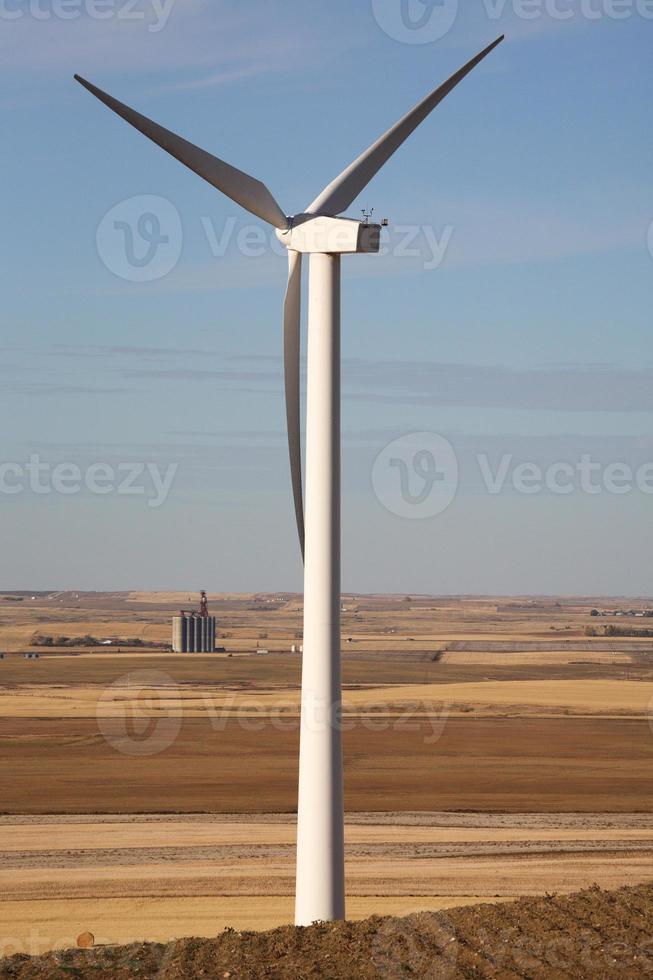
[[74, 75, 288, 230], [283, 249, 305, 561], [307, 35, 505, 217]]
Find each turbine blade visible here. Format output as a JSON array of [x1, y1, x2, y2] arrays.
[[283, 249, 305, 561], [307, 35, 504, 216], [74, 75, 288, 229]]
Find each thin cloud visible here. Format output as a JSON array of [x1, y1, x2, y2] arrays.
[[342, 360, 653, 413], [124, 367, 280, 384], [4, 382, 132, 397], [0, 0, 328, 80], [50, 344, 221, 359], [119, 355, 653, 414]]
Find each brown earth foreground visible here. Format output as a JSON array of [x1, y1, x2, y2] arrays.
[[1, 882, 652, 979]]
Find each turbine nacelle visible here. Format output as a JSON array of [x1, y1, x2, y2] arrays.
[[277, 214, 382, 255]]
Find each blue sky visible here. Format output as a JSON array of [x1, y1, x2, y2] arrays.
[[0, 0, 651, 594]]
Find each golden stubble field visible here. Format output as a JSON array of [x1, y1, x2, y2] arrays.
[[1, 590, 652, 953]]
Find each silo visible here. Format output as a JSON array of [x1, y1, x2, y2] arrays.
[[172, 616, 182, 653], [173, 603, 217, 653], [188, 616, 195, 652], [183, 615, 189, 652], [184, 615, 192, 652]]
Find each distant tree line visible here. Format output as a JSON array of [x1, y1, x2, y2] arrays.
[[32, 634, 168, 648], [585, 624, 653, 638]]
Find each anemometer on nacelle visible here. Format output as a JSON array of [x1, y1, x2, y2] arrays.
[[361, 208, 389, 228]]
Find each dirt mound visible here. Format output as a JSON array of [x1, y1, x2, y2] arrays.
[[2, 882, 652, 979]]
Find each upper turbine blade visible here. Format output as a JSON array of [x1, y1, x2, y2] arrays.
[[74, 75, 288, 230], [283, 249, 305, 561], [307, 35, 505, 217]]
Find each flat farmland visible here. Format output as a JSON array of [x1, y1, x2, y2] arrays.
[[1, 715, 653, 813], [1, 591, 653, 954]]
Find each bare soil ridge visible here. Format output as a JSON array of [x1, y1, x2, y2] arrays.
[[1, 881, 652, 979]]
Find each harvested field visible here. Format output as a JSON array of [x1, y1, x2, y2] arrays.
[[342, 678, 653, 713], [2, 654, 650, 687], [2, 716, 653, 813], [440, 650, 636, 666], [2, 882, 653, 978], [2, 677, 653, 720]]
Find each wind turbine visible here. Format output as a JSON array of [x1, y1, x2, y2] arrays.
[[75, 33, 504, 927]]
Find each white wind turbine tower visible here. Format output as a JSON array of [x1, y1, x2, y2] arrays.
[[75, 34, 504, 926]]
